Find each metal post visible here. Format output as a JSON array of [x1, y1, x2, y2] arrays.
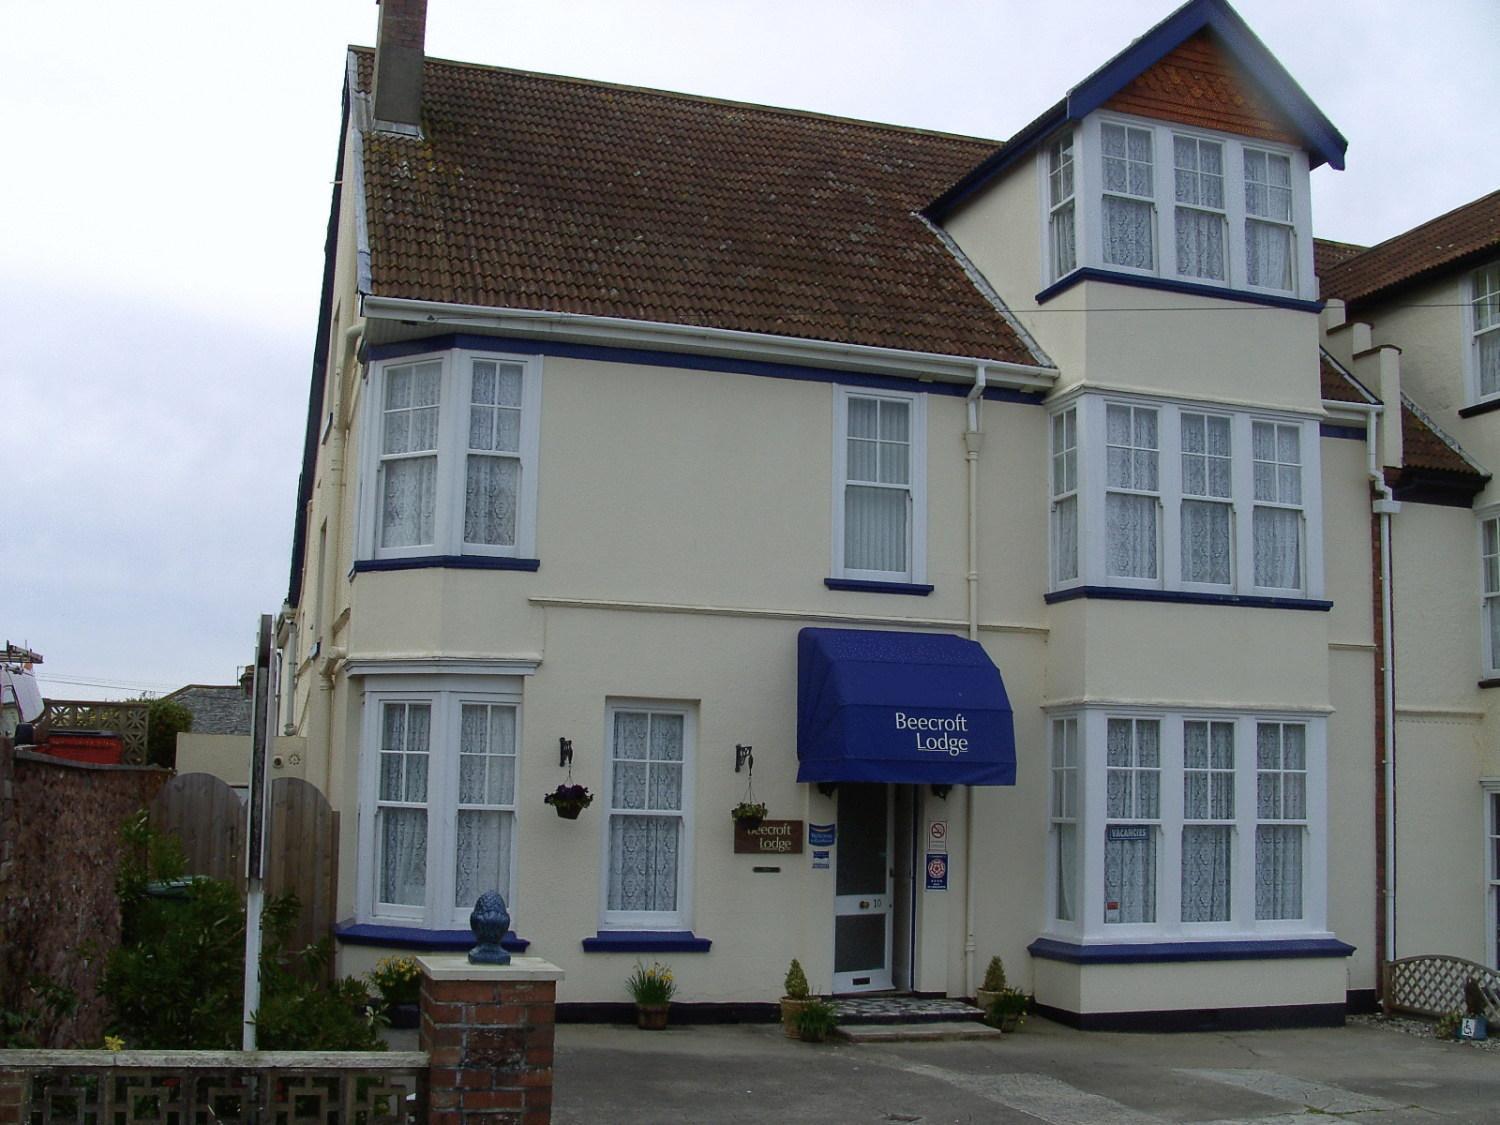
[[242, 614, 275, 1050]]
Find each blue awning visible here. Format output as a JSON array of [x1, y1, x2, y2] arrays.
[[796, 628, 1017, 786]]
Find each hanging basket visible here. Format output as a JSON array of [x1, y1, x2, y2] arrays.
[[732, 802, 768, 830], [545, 784, 594, 819]]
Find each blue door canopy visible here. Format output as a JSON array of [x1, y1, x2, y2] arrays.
[[796, 628, 1017, 786]]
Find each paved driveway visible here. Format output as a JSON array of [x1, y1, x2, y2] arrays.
[[550, 1017, 1499, 1124]]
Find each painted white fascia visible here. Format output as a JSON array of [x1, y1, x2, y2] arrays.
[[344, 656, 541, 678], [359, 294, 1058, 392]]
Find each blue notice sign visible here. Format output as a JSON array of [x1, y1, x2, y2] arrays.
[[925, 852, 948, 891], [811, 849, 830, 870], [809, 822, 836, 847]]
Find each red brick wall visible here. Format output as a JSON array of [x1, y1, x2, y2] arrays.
[[0, 737, 169, 1045], [1104, 30, 1301, 146], [421, 972, 556, 1124]]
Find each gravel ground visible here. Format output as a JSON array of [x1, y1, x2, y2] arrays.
[[1350, 1011, 1500, 1051]]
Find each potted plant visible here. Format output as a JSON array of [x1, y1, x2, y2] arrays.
[[794, 998, 838, 1043], [367, 955, 421, 1029], [780, 958, 811, 1038], [732, 801, 768, 830], [986, 988, 1029, 1033], [626, 961, 675, 1029], [975, 955, 1007, 1015], [544, 783, 593, 820]]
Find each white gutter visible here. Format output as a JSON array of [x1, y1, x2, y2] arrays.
[[962, 364, 986, 999], [1342, 400, 1400, 964], [359, 294, 1058, 392]]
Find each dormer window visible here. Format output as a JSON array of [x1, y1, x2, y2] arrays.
[[1041, 116, 1314, 303]]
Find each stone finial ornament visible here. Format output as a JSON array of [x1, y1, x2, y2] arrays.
[[469, 891, 512, 965]]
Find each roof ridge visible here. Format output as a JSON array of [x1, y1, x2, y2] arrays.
[[347, 44, 1001, 148]]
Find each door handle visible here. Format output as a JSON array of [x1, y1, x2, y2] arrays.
[[859, 900, 870, 909]]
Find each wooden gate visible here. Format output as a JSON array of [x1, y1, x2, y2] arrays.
[[148, 774, 339, 962]]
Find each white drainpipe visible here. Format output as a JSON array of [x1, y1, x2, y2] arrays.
[[962, 365, 986, 998]]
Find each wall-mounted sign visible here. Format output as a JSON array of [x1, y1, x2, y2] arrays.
[[928, 820, 948, 853], [734, 819, 805, 854], [811, 849, 830, 870], [808, 822, 836, 847], [925, 852, 948, 891], [1107, 824, 1150, 841]]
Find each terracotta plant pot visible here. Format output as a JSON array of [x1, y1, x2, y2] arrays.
[[636, 1003, 670, 1030], [780, 997, 809, 1039]]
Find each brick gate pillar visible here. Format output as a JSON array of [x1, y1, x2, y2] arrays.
[[417, 954, 564, 1125]]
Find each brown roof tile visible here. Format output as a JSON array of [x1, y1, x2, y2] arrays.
[[1312, 237, 1365, 281], [1319, 190, 1500, 307], [1319, 350, 1375, 404], [353, 51, 1041, 366], [1401, 397, 1485, 478]]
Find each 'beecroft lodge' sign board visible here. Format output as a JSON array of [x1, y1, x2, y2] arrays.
[[733, 819, 805, 854]]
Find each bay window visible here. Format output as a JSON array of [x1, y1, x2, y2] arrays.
[[1472, 262, 1500, 403], [1047, 394, 1323, 600], [604, 702, 695, 929], [1048, 709, 1326, 939], [1040, 116, 1313, 302], [360, 676, 522, 929], [833, 387, 927, 584], [360, 348, 542, 564]]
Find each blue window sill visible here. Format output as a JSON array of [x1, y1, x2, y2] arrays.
[[334, 921, 530, 952], [1028, 936, 1354, 965], [1045, 586, 1331, 612], [353, 556, 541, 575], [825, 578, 934, 596], [1036, 268, 1323, 314], [581, 931, 712, 953]]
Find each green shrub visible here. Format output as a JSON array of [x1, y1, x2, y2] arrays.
[[144, 697, 193, 769], [784, 959, 810, 1000], [981, 956, 1007, 992], [102, 812, 382, 1051], [0, 976, 79, 1048], [794, 998, 838, 1042]]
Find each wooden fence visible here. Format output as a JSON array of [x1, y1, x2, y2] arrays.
[[148, 774, 338, 961], [1383, 955, 1500, 1019]]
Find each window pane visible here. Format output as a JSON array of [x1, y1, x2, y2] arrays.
[[608, 815, 680, 911], [878, 399, 910, 442], [1056, 823, 1077, 922], [1480, 332, 1500, 397], [1107, 493, 1157, 578], [614, 712, 649, 759], [454, 810, 511, 907], [1104, 196, 1154, 270], [1182, 500, 1231, 584], [1054, 495, 1078, 582], [1176, 208, 1225, 280], [464, 456, 519, 546], [380, 457, 437, 547], [613, 761, 647, 810], [1247, 219, 1293, 290], [1105, 830, 1156, 923], [847, 437, 879, 482], [1256, 825, 1303, 919], [1053, 202, 1076, 276], [650, 714, 684, 761], [1182, 825, 1232, 922], [378, 807, 427, 906], [848, 397, 878, 439], [1254, 507, 1301, 588], [845, 485, 907, 572]]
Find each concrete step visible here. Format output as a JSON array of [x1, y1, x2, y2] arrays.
[[834, 1021, 1006, 1043]]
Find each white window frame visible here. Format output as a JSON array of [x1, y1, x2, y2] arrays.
[[1044, 707, 1328, 944], [1050, 716, 1080, 922], [1047, 133, 1077, 279], [1484, 782, 1500, 970], [1099, 121, 1157, 274], [1049, 393, 1323, 599], [1051, 407, 1080, 588], [357, 348, 542, 562], [1469, 261, 1500, 405], [600, 700, 696, 931], [1481, 514, 1500, 678], [1181, 718, 1236, 925], [1103, 715, 1163, 926], [1254, 720, 1309, 923], [1041, 114, 1315, 302], [1172, 134, 1228, 284], [356, 673, 524, 930], [831, 386, 927, 584]]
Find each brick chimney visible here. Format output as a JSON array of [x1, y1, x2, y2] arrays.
[[372, 0, 427, 135]]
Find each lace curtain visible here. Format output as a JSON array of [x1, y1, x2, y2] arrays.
[[1106, 405, 1158, 579], [1055, 824, 1078, 922], [1105, 832, 1156, 923], [1253, 422, 1302, 588], [1256, 723, 1305, 919], [454, 704, 516, 907], [465, 362, 523, 546], [378, 702, 430, 907], [845, 396, 910, 572], [609, 711, 685, 913], [1174, 136, 1225, 280], [1105, 718, 1159, 923], [1245, 149, 1294, 290], [1246, 220, 1293, 290], [1256, 827, 1303, 919], [379, 362, 442, 548], [1102, 123, 1154, 270]]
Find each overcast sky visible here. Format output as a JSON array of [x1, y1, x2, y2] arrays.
[[4, 0, 1497, 699]]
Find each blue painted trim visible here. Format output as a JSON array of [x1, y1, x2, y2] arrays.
[[1045, 586, 1332, 612], [352, 555, 541, 574], [1035, 268, 1324, 314], [1320, 423, 1367, 441], [926, 103, 1068, 219], [364, 334, 1048, 406], [824, 578, 935, 597], [581, 931, 712, 953], [334, 921, 530, 952], [1028, 936, 1355, 965]]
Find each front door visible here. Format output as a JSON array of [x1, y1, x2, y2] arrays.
[[834, 783, 893, 992]]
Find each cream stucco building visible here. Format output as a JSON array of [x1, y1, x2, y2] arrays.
[[277, 0, 1487, 1028]]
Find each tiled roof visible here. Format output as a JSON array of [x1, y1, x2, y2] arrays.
[[352, 50, 1043, 366], [1319, 350, 1376, 404], [1400, 397, 1486, 480], [1312, 237, 1365, 283], [1318, 190, 1500, 308]]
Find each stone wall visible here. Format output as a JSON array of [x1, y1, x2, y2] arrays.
[[0, 736, 169, 1046]]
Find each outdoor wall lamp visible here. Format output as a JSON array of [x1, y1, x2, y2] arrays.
[[558, 737, 573, 769], [735, 744, 754, 773], [930, 784, 952, 800]]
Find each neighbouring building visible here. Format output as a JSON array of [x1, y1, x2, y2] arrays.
[[279, 0, 1487, 1027]]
